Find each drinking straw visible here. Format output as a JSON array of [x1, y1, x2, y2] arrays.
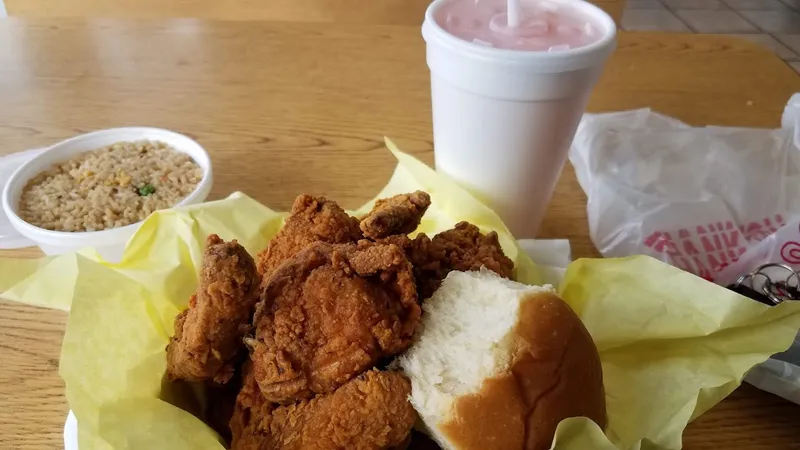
[[507, 0, 521, 27]]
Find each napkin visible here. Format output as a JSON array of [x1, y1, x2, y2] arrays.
[[2, 139, 800, 450]]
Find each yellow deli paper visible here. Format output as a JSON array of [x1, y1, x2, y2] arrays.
[[1, 139, 800, 450]]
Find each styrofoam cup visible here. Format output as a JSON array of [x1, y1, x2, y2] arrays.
[[423, 0, 616, 237]]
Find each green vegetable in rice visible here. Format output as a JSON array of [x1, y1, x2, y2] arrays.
[[138, 184, 156, 197]]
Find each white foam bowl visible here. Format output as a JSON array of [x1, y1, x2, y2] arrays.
[[1, 128, 213, 262]]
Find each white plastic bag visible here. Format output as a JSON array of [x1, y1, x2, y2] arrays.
[[570, 99, 800, 281], [714, 217, 800, 286], [568, 95, 800, 404]]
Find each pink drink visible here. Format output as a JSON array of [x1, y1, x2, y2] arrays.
[[435, 0, 603, 51], [424, 0, 615, 237]]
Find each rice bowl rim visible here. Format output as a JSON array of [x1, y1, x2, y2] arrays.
[[1, 127, 213, 245]]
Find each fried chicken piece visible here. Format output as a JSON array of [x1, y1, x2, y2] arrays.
[[230, 361, 274, 450], [256, 194, 362, 281], [381, 221, 514, 300], [231, 368, 416, 450], [166, 234, 260, 384], [248, 240, 420, 403], [360, 191, 431, 239]]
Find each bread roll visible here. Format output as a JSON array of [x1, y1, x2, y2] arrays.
[[398, 269, 606, 450]]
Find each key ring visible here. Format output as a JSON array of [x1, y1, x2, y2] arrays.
[[761, 279, 785, 305], [734, 268, 772, 290], [736, 263, 800, 305]]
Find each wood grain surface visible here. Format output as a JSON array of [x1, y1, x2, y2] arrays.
[[0, 18, 799, 449], [4, 0, 626, 25]]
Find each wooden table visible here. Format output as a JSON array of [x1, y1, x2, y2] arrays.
[[4, 0, 627, 26], [1, 18, 799, 450]]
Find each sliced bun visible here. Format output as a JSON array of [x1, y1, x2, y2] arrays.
[[398, 269, 606, 450]]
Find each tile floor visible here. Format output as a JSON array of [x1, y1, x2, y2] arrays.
[[622, 0, 800, 72]]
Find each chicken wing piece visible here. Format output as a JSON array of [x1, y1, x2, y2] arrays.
[[230, 368, 416, 450], [360, 191, 431, 239], [256, 194, 363, 281], [166, 234, 260, 384], [248, 240, 420, 403], [381, 221, 514, 300]]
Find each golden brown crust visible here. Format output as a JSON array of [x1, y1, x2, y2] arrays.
[[230, 368, 417, 450], [439, 292, 606, 450], [256, 194, 362, 282], [360, 191, 431, 239], [249, 240, 420, 403], [267, 370, 417, 450], [381, 222, 515, 300], [166, 234, 260, 383], [230, 361, 274, 450]]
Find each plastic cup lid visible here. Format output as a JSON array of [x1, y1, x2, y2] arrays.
[[0, 148, 47, 249]]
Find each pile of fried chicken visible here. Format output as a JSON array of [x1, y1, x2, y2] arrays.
[[164, 191, 514, 450]]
